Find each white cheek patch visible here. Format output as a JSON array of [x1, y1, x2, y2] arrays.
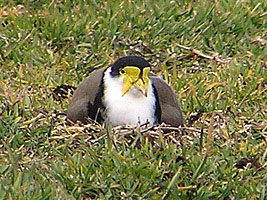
[[103, 67, 156, 127]]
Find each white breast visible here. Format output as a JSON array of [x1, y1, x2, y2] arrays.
[[103, 67, 156, 127]]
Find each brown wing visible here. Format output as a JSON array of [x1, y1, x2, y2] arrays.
[[67, 68, 106, 123], [150, 74, 183, 126]]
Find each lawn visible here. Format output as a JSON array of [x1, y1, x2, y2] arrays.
[[0, 0, 266, 199]]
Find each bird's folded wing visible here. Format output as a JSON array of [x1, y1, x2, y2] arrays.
[[149, 74, 183, 126], [67, 68, 106, 122]]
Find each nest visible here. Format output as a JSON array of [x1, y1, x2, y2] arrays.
[[50, 115, 201, 151]]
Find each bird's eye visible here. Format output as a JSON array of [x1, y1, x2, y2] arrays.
[[120, 69, 126, 74]]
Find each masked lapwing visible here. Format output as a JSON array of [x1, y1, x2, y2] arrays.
[[67, 56, 183, 127]]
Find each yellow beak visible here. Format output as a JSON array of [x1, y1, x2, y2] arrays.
[[121, 66, 150, 97]]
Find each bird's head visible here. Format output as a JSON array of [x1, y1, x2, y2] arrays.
[[110, 56, 151, 97]]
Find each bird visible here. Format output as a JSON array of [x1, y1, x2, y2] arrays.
[[67, 56, 183, 127]]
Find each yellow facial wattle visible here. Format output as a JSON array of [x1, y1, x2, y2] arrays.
[[120, 66, 150, 96]]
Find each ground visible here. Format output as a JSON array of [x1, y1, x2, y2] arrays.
[[0, 0, 266, 199]]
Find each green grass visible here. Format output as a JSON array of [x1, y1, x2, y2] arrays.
[[0, 0, 266, 199]]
